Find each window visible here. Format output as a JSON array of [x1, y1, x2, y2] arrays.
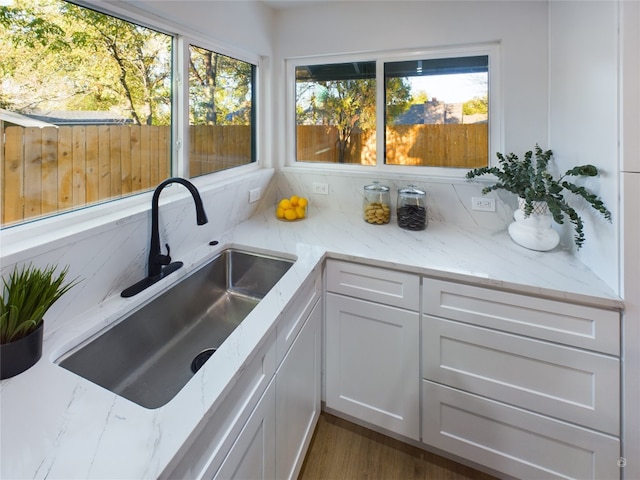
[[189, 46, 255, 176], [295, 61, 376, 164], [385, 56, 489, 168], [0, 0, 256, 228], [290, 45, 498, 173]]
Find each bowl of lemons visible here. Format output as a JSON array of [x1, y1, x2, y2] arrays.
[[276, 195, 308, 221]]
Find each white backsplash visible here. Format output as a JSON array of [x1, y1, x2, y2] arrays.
[[271, 170, 515, 230]]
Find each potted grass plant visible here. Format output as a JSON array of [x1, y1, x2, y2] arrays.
[[1, 263, 78, 379], [466, 144, 612, 251]]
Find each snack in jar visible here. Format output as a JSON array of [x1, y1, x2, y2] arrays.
[[363, 181, 391, 225]]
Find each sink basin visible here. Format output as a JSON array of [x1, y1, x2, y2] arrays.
[[58, 248, 294, 409]]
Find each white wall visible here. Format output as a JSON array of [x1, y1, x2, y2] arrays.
[[271, 0, 550, 161], [125, 0, 274, 56], [549, 1, 619, 290]]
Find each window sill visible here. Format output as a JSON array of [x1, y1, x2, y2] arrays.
[[281, 162, 475, 183]]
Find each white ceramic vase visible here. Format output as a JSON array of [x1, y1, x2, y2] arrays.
[[507, 198, 560, 251]]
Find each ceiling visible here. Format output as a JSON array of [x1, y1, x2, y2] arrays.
[[261, 0, 328, 9]]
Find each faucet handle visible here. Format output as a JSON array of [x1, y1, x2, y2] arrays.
[[156, 243, 172, 266]]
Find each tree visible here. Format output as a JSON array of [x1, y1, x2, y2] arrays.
[[410, 89, 429, 105], [297, 75, 411, 163], [189, 47, 253, 126], [463, 95, 488, 115], [0, 0, 172, 125]]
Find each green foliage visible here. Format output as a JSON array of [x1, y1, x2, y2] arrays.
[[411, 90, 429, 105], [463, 95, 488, 115], [466, 144, 612, 249], [0, 264, 79, 344], [189, 46, 253, 126]]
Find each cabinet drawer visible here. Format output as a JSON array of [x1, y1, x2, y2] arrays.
[[327, 260, 419, 310], [276, 271, 321, 364], [423, 278, 620, 355], [423, 316, 619, 435], [422, 381, 620, 480]]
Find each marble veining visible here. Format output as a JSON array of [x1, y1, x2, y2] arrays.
[[0, 178, 622, 480]]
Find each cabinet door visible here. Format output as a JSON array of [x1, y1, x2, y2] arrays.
[[275, 299, 322, 480], [325, 293, 420, 440], [213, 380, 276, 480]]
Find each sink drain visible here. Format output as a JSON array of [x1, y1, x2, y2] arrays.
[[191, 348, 216, 373]]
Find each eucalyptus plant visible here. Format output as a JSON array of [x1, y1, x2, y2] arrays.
[[0, 264, 78, 344], [466, 144, 612, 249]]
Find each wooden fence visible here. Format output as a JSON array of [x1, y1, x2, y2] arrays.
[[1, 125, 251, 225], [2, 123, 485, 225], [296, 124, 488, 168]]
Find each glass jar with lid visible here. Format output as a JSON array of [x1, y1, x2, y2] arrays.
[[363, 181, 391, 225], [397, 185, 427, 230]]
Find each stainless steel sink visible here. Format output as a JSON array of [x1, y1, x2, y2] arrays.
[[58, 248, 294, 409]]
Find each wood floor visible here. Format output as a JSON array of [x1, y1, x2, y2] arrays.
[[298, 413, 498, 480]]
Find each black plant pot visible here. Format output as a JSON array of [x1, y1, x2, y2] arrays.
[[1, 322, 44, 379]]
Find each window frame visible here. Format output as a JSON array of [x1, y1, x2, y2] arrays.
[[286, 43, 502, 178], [1, 0, 263, 253]]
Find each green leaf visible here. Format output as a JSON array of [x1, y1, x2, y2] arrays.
[[465, 144, 612, 248], [0, 263, 79, 344]]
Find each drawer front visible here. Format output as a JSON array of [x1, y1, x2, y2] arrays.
[[327, 260, 420, 310], [423, 381, 620, 480], [423, 316, 620, 435], [423, 278, 620, 355], [276, 271, 321, 364]]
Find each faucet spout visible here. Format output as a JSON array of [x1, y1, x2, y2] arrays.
[[121, 177, 208, 298]]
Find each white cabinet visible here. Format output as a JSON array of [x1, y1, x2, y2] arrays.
[[621, 0, 640, 173], [275, 298, 321, 480], [214, 380, 276, 480], [422, 278, 621, 480], [325, 260, 420, 440]]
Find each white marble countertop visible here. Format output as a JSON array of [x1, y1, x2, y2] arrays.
[[0, 207, 622, 480]]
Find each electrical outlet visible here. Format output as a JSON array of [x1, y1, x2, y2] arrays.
[[472, 197, 496, 212], [249, 188, 261, 203], [312, 182, 329, 195]]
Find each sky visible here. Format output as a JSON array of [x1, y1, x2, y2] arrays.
[[409, 72, 488, 103]]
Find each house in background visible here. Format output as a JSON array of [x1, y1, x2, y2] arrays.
[[392, 98, 487, 125]]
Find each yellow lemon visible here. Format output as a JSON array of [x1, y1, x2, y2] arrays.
[[278, 198, 291, 210], [295, 206, 306, 219], [298, 197, 308, 208], [290, 195, 299, 207], [284, 208, 297, 221], [276, 206, 285, 218]]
